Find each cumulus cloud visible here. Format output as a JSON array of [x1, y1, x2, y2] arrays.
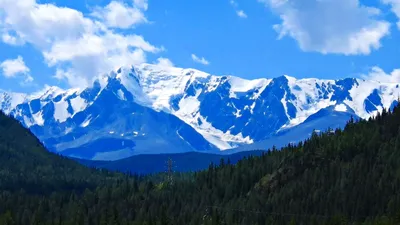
[[259, 0, 391, 55], [133, 0, 149, 11], [91, 1, 147, 29], [1, 31, 24, 46], [0, 56, 33, 82], [155, 57, 174, 67], [382, 0, 400, 29], [0, 0, 96, 48], [53, 69, 89, 88], [43, 33, 159, 65], [362, 67, 400, 83], [191, 54, 210, 65], [51, 47, 148, 87], [0, 0, 162, 87]]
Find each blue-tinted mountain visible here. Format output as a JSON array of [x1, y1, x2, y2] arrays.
[[77, 150, 265, 174], [227, 105, 359, 153], [0, 64, 399, 160]]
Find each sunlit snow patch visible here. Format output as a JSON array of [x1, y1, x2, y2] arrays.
[[70, 96, 87, 114], [81, 116, 92, 127], [117, 89, 126, 100], [54, 99, 71, 123], [334, 104, 347, 112], [32, 111, 45, 126]]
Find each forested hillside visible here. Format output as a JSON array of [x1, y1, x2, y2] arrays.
[[2, 104, 400, 224], [77, 150, 265, 174]]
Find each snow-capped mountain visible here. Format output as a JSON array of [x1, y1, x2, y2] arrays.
[[1, 63, 399, 160]]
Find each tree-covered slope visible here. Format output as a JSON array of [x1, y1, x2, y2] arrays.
[[2, 105, 400, 224], [0, 110, 134, 194]]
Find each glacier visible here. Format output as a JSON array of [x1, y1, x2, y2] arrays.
[[1, 63, 399, 160]]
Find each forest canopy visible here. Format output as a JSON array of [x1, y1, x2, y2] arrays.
[[1, 105, 400, 224]]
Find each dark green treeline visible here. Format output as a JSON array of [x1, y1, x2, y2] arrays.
[[2, 104, 400, 224]]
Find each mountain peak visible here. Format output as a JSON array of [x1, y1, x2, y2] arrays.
[[1, 62, 400, 160], [30, 85, 68, 100], [283, 74, 296, 83]]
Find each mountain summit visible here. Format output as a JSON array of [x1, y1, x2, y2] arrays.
[[1, 63, 399, 160]]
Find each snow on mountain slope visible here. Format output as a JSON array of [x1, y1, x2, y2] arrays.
[[1, 63, 399, 160], [0, 91, 29, 114], [1, 70, 217, 160], [227, 105, 359, 154], [136, 67, 399, 149], [134, 64, 209, 111], [133, 64, 262, 148]]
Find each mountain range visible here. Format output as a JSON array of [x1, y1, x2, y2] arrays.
[[1, 63, 399, 160], [77, 150, 265, 174]]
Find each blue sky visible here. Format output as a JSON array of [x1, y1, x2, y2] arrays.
[[1, 0, 400, 93]]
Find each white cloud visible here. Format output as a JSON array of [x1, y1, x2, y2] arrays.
[[92, 1, 147, 29], [133, 0, 149, 11], [155, 57, 174, 67], [0, 56, 33, 82], [0, 56, 29, 77], [191, 54, 210, 65], [51, 47, 147, 87], [2, 33, 17, 45], [230, 0, 238, 7], [236, 10, 248, 18], [0, 0, 162, 87], [0, 0, 96, 48], [54, 69, 89, 88], [43, 33, 159, 65], [362, 67, 400, 83], [108, 48, 147, 69], [230, 0, 247, 18], [259, 0, 391, 55], [1, 31, 24, 45], [382, 0, 400, 29]]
